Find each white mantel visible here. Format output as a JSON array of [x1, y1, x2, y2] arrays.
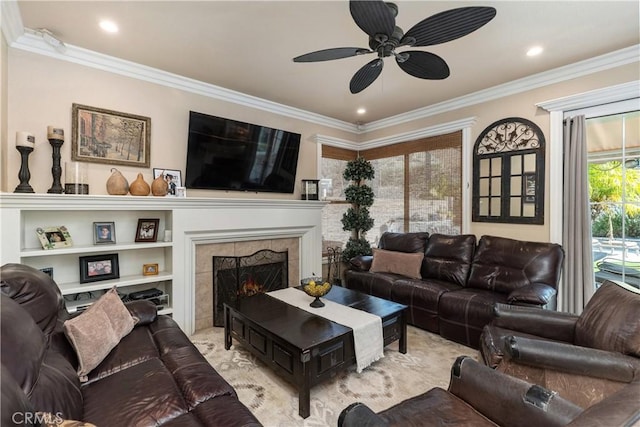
[[0, 193, 326, 334]]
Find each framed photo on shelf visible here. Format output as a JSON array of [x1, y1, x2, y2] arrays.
[[143, 263, 159, 276], [71, 103, 151, 168], [135, 218, 159, 242], [36, 226, 73, 250], [79, 253, 120, 284], [152, 168, 182, 196], [93, 221, 116, 244], [39, 267, 54, 279]]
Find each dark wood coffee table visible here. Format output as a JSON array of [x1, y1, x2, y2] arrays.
[[224, 286, 407, 418]]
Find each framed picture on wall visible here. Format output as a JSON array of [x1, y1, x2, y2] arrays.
[[71, 103, 151, 167]]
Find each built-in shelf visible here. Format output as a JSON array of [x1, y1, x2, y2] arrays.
[[57, 272, 173, 295], [20, 241, 172, 257]]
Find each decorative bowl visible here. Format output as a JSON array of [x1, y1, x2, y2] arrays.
[[300, 276, 332, 308]]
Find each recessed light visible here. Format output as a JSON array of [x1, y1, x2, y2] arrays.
[[526, 46, 543, 57], [357, 108, 366, 115], [99, 20, 119, 33]]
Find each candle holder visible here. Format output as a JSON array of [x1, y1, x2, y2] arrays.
[[47, 138, 64, 194], [14, 145, 35, 193]]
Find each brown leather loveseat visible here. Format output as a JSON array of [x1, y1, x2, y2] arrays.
[[345, 232, 564, 348], [1, 263, 261, 427]]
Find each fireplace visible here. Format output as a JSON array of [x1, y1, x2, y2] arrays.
[[213, 249, 288, 326]]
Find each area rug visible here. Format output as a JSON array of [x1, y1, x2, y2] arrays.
[[190, 325, 478, 427]]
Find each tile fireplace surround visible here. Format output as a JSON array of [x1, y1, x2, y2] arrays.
[[195, 237, 300, 331]]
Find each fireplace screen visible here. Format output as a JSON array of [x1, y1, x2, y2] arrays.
[[213, 249, 288, 326]]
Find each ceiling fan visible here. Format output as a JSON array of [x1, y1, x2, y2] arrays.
[[293, 1, 496, 94]]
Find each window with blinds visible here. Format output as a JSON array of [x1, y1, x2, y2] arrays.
[[321, 131, 462, 247]]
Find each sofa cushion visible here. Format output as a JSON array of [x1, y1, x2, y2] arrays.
[[64, 288, 137, 381], [438, 288, 509, 349], [574, 281, 640, 356], [379, 232, 429, 253], [391, 278, 462, 332], [370, 248, 423, 279], [467, 236, 564, 294], [379, 387, 496, 427], [422, 234, 476, 286]]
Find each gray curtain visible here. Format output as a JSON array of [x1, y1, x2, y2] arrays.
[[561, 115, 594, 314]]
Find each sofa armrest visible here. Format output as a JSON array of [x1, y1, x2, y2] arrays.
[[505, 336, 640, 383], [565, 380, 640, 427], [507, 283, 557, 306], [349, 255, 373, 272], [492, 303, 578, 342], [338, 402, 389, 427], [450, 356, 583, 427], [125, 300, 157, 325]]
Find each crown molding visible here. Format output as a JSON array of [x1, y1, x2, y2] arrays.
[[358, 117, 476, 150], [1, 0, 23, 45], [10, 32, 360, 134], [315, 117, 476, 151], [536, 80, 640, 112], [364, 45, 640, 132], [313, 134, 359, 151], [3, 1, 638, 137]]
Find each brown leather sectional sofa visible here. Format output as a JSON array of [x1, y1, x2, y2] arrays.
[[0, 263, 261, 427], [345, 232, 564, 348]]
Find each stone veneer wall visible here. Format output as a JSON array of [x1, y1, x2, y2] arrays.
[[194, 237, 300, 331]]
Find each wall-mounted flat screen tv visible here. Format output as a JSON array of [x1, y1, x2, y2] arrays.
[[185, 111, 301, 193]]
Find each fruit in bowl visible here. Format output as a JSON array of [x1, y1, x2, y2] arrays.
[[301, 277, 332, 307]]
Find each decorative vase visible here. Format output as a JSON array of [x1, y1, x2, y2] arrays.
[[151, 173, 169, 196], [106, 168, 129, 195], [129, 173, 150, 196]]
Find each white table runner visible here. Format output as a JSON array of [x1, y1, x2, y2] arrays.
[[268, 288, 384, 373]]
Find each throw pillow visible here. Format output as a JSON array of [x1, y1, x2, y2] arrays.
[[369, 248, 423, 279], [64, 287, 137, 382]]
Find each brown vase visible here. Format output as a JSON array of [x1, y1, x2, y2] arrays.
[[151, 173, 169, 196], [129, 173, 150, 196], [106, 168, 129, 195]]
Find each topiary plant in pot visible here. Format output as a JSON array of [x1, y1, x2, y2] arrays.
[[341, 157, 375, 262]]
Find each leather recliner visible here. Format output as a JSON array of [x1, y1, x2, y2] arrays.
[[480, 280, 640, 409], [338, 355, 640, 427]]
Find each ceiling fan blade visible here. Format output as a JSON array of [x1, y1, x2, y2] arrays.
[[396, 51, 450, 80], [402, 7, 496, 47], [350, 0, 395, 39], [350, 58, 384, 94], [293, 47, 372, 62]]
